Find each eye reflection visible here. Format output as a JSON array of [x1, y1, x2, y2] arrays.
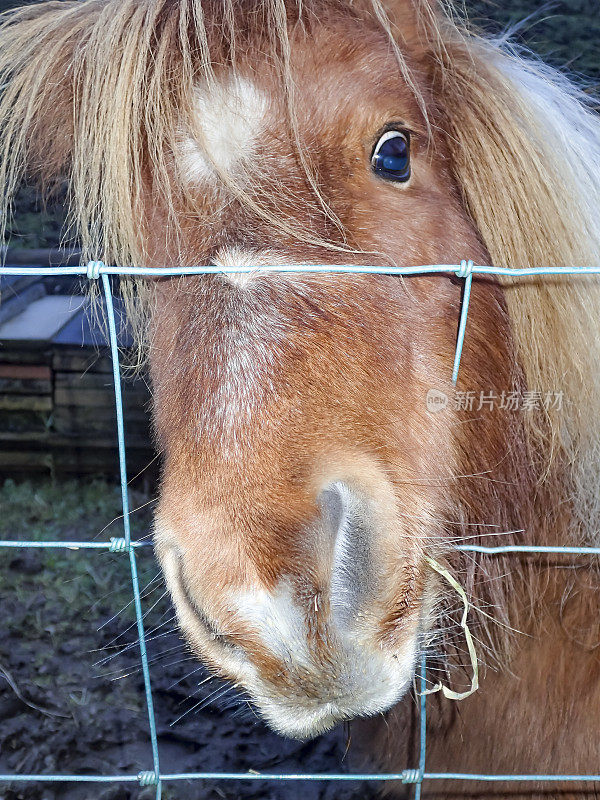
[[371, 129, 411, 183]]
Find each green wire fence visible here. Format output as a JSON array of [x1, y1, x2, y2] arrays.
[[1, 260, 600, 799]]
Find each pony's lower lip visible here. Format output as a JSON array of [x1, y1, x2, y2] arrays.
[[257, 701, 351, 739], [254, 674, 412, 739]]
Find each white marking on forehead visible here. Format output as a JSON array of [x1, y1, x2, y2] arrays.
[[212, 246, 299, 287], [180, 76, 268, 183], [213, 247, 266, 287]]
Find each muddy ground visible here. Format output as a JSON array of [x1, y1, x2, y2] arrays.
[[0, 479, 382, 800]]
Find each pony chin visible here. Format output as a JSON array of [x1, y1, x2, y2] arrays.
[[248, 643, 417, 740]]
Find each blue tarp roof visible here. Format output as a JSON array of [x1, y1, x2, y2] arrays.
[[0, 274, 134, 347]]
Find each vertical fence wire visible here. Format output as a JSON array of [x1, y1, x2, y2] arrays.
[[2, 262, 600, 792], [414, 655, 427, 800], [101, 273, 162, 799], [452, 260, 473, 385]]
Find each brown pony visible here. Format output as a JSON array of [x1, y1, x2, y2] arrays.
[[1, 0, 600, 796]]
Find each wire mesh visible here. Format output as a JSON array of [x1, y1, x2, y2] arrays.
[[1, 260, 600, 798]]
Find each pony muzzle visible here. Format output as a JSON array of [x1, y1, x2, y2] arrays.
[[155, 481, 428, 738]]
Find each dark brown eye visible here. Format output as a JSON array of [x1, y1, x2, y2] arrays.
[[371, 130, 411, 183]]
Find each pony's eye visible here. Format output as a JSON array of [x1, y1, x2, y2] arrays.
[[371, 130, 411, 183]]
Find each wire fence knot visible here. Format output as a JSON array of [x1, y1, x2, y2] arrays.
[[86, 260, 104, 280], [456, 259, 474, 279], [402, 769, 423, 784], [109, 537, 128, 553], [138, 771, 158, 787]]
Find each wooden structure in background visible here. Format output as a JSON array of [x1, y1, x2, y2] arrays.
[[0, 271, 156, 479]]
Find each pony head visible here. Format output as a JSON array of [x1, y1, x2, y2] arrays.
[[2, 0, 600, 739]]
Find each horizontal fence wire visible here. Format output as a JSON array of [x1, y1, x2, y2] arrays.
[[1, 261, 600, 797], [0, 539, 153, 549], [2, 541, 599, 554], [2, 772, 600, 783]]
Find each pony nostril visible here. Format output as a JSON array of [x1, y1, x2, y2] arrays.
[[176, 559, 240, 650], [317, 482, 377, 628], [319, 483, 345, 532]]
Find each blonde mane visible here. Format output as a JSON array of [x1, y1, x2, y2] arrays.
[[1, 0, 599, 547], [430, 28, 600, 545]]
